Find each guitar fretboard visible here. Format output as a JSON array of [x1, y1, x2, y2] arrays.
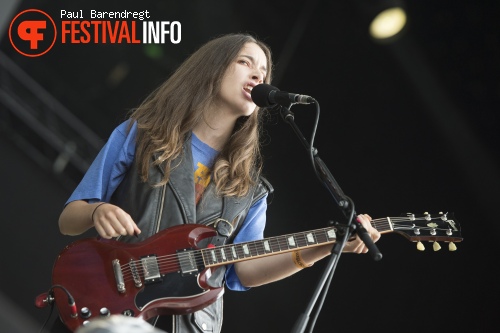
[[201, 227, 338, 266]]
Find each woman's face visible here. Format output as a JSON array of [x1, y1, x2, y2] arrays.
[[217, 42, 268, 118]]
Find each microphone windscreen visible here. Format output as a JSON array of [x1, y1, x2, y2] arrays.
[[251, 84, 279, 107]]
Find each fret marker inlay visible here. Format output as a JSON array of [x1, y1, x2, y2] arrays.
[[306, 233, 315, 243], [327, 229, 336, 239]]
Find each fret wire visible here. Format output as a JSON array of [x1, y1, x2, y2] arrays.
[[315, 230, 326, 244], [213, 248, 221, 263], [270, 236, 281, 252], [253, 239, 262, 256], [241, 243, 251, 258], [295, 232, 307, 248], [277, 235, 289, 251], [235, 244, 245, 259], [311, 230, 320, 241], [285, 234, 297, 249], [305, 231, 316, 246], [229, 244, 238, 260], [307, 231, 317, 246], [222, 247, 229, 261], [247, 240, 257, 257], [205, 248, 212, 264]]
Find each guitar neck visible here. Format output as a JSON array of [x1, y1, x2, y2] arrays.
[[201, 220, 394, 267], [201, 212, 462, 267]]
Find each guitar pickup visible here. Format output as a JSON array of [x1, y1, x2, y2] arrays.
[[140, 255, 162, 284], [177, 249, 199, 276]]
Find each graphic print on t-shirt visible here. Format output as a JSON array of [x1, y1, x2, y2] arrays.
[[194, 162, 211, 205]]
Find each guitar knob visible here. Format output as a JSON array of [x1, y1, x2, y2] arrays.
[[80, 307, 91, 319], [100, 307, 110, 317], [416, 241, 425, 251], [433, 241, 441, 251], [122, 309, 134, 317], [449, 242, 457, 251]]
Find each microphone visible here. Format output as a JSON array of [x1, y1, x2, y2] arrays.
[[251, 84, 315, 108]]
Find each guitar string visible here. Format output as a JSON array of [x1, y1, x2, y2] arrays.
[[119, 228, 336, 281], [120, 228, 334, 280], [118, 218, 435, 281], [121, 223, 371, 281], [117, 220, 431, 284], [118, 217, 452, 282]]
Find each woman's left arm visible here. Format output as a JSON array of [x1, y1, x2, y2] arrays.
[[234, 214, 380, 287]]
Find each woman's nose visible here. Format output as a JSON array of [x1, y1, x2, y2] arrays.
[[252, 72, 264, 84]]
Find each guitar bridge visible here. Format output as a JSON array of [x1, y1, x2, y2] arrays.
[[129, 259, 142, 288], [112, 259, 125, 293]]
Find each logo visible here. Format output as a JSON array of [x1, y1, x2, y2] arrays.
[[9, 9, 57, 57], [8, 8, 181, 57]]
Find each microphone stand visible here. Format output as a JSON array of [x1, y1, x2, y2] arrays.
[[276, 102, 382, 333]]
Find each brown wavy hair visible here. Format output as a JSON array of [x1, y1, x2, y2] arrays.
[[128, 33, 273, 197]]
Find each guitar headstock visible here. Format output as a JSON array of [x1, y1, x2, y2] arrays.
[[388, 212, 462, 251]]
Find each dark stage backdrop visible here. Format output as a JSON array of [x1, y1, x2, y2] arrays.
[[1, 0, 499, 332]]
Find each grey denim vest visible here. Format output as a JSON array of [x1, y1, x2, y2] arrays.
[[110, 136, 271, 332]]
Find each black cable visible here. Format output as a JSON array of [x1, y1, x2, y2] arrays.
[[38, 301, 55, 333], [50, 284, 76, 304], [308, 100, 320, 176], [38, 284, 76, 333]]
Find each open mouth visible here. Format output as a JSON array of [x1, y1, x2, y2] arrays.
[[243, 85, 253, 94]]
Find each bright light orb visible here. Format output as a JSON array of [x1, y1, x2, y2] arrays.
[[369, 7, 407, 40]]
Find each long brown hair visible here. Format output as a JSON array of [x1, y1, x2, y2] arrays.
[[129, 33, 273, 196]]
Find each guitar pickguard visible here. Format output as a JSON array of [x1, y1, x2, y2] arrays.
[[135, 271, 207, 310]]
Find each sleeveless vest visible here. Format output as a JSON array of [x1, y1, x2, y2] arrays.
[[110, 136, 272, 332]]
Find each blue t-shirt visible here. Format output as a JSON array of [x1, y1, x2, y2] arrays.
[[67, 120, 267, 291]]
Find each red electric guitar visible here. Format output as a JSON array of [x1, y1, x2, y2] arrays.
[[37, 212, 462, 332]]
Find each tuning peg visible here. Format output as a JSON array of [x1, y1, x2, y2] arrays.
[[448, 242, 457, 251], [416, 241, 425, 251], [433, 241, 441, 251]]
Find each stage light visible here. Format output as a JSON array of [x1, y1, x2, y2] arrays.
[[357, 0, 408, 43], [369, 6, 407, 40]]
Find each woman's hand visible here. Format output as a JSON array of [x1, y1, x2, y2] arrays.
[[92, 203, 141, 239], [343, 214, 380, 253], [59, 200, 141, 238]]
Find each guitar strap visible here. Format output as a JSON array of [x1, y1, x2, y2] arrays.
[[204, 185, 260, 288]]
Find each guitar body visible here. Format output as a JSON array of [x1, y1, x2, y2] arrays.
[[52, 224, 224, 332]]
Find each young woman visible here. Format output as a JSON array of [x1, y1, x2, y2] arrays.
[[58, 33, 380, 333]]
